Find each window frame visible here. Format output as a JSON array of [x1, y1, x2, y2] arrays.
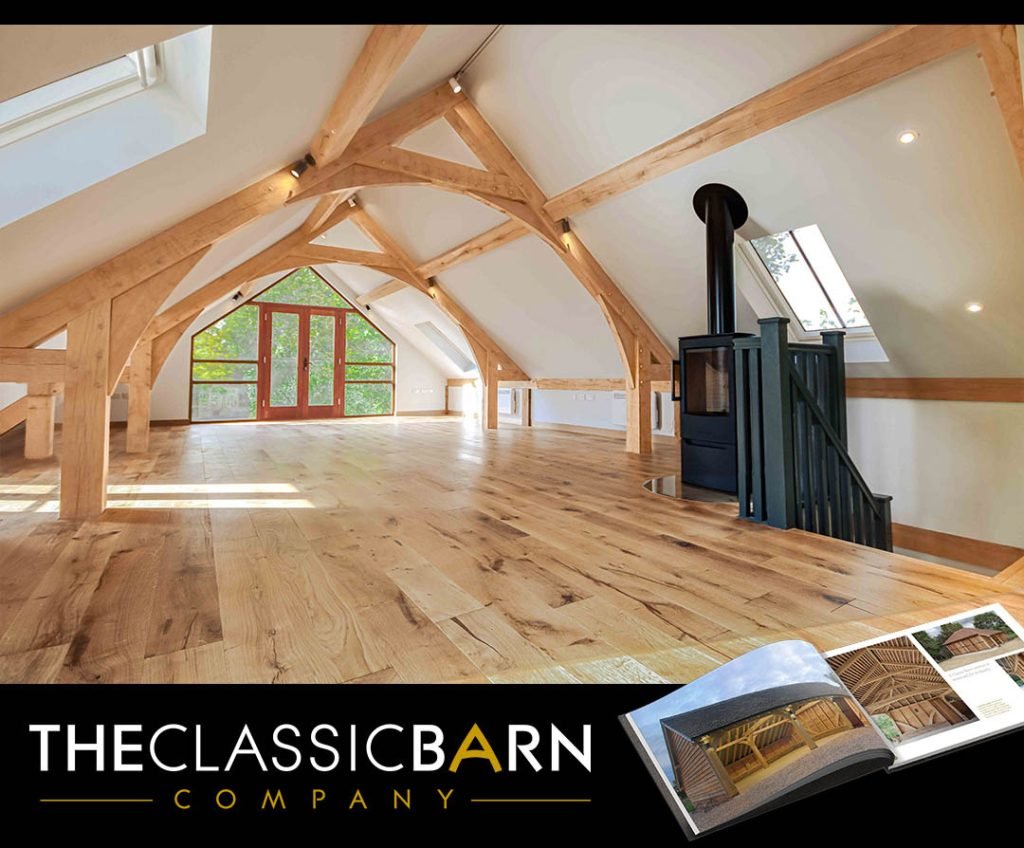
[[0, 45, 163, 148], [737, 234, 877, 344], [187, 267, 396, 423]]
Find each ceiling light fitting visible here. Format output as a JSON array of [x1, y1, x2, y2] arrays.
[[898, 130, 918, 144], [289, 153, 316, 178], [965, 302, 983, 313], [448, 76, 462, 94]]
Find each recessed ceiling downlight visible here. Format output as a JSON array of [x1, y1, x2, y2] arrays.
[[966, 302, 983, 313], [898, 130, 918, 144]]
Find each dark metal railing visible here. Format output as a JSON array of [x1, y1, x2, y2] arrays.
[[735, 317, 892, 551]]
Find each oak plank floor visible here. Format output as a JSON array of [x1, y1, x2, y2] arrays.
[[1, 416, 1021, 684]]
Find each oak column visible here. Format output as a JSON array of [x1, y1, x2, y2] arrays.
[[60, 300, 111, 519], [126, 339, 153, 454]]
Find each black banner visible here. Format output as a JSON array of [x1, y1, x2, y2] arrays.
[[4, 684, 1019, 839]]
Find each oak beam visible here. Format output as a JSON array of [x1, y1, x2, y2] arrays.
[[297, 81, 465, 197], [348, 208, 529, 380], [545, 25, 975, 219], [108, 248, 210, 392], [519, 387, 532, 427], [357, 278, 407, 306], [60, 300, 112, 519], [484, 354, 499, 431], [288, 244, 400, 269], [0, 396, 30, 437], [126, 340, 153, 454], [0, 348, 65, 384], [846, 377, 1024, 402], [24, 383, 56, 459], [310, 25, 426, 165], [625, 336, 652, 455], [446, 99, 667, 453], [417, 221, 528, 278], [0, 79, 455, 351], [974, 25, 1024, 179], [357, 146, 528, 201], [145, 205, 358, 340]]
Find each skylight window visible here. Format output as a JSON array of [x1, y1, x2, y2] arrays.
[[0, 46, 162, 147], [416, 321, 476, 372], [750, 225, 869, 332]]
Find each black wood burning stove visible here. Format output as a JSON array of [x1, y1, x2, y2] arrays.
[[676, 183, 751, 493]]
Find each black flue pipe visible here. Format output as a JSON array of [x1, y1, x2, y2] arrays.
[[692, 183, 748, 335]]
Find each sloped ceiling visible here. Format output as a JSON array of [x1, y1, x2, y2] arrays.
[[3, 24, 1023, 382]]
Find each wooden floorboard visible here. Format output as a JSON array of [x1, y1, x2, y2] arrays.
[[0, 416, 1020, 683]]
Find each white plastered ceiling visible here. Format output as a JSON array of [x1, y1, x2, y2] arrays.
[[3, 24, 1024, 384]]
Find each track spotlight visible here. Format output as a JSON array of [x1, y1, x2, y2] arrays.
[[448, 76, 462, 94], [561, 218, 571, 249], [427, 280, 438, 299], [289, 153, 316, 179], [232, 291, 243, 301], [347, 197, 357, 208]]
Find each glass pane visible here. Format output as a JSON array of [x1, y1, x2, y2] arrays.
[[346, 313, 393, 363], [191, 384, 256, 421], [192, 305, 259, 361], [345, 364, 392, 381], [792, 225, 869, 328], [344, 383, 393, 416], [192, 362, 257, 382], [269, 312, 299, 407], [684, 347, 729, 415], [255, 267, 350, 308], [751, 231, 841, 331], [308, 314, 336, 407]]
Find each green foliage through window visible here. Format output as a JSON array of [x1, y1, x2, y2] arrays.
[[345, 364, 391, 381], [192, 362, 258, 382], [192, 305, 258, 361], [255, 267, 351, 308], [346, 312, 393, 363], [345, 382, 393, 416]]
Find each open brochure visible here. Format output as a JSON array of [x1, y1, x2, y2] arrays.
[[621, 602, 1024, 838]]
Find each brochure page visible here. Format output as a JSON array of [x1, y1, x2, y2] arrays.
[[825, 603, 1024, 767]]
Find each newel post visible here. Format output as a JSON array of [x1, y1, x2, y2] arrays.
[[758, 318, 796, 529], [821, 330, 847, 446]]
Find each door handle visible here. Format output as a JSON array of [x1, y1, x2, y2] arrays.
[[303, 357, 309, 371]]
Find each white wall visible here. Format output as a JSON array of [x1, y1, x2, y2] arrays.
[[847, 398, 1024, 548], [532, 389, 675, 436]]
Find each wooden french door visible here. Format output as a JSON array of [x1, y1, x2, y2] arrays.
[[257, 304, 343, 420]]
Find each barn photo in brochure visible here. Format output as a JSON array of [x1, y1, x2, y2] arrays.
[[1, 21, 1022, 838]]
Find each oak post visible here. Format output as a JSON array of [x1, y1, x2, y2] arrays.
[[60, 300, 112, 519], [127, 339, 153, 454], [24, 383, 56, 459]]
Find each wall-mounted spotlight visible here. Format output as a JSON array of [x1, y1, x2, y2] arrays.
[[289, 153, 316, 178], [448, 76, 462, 94]]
